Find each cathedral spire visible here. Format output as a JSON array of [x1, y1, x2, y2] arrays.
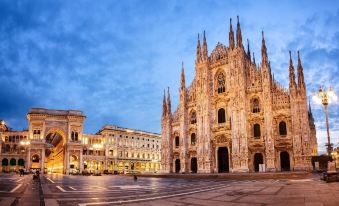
[[196, 33, 202, 63], [297, 50, 306, 95], [236, 16, 243, 48], [261, 31, 268, 66], [229, 18, 235, 49], [162, 89, 167, 117], [167, 87, 171, 115], [247, 39, 251, 59], [253, 52, 256, 64], [180, 62, 185, 89], [289, 50, 297, 97], [202, 31, 208, 61]]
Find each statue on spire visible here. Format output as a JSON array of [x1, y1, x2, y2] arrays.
[[180, 62, 185, 89], [196, 33, 202, 63], [229, 18, 235, 49], [162, 89, 167, 117], [261, 31, 268, 66], [202, 31, 208, 61], [297, 50, 306, 96], [167, 87, 171, 115], [247, 39, 251, 58], [236, 16, 243, 48], [289, 51, 297, 97]]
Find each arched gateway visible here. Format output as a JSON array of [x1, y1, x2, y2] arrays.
[[27, 108, 85, 174]]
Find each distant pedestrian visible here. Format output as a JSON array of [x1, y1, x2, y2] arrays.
[[133, 175, 137, 181], [19, 169, 22, 177]]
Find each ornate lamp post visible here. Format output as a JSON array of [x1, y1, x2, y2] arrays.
[[20, 140, 30, 171], [312, 86, 337, 155]]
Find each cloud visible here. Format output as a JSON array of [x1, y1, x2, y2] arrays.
[[0, 0, 338, 157]]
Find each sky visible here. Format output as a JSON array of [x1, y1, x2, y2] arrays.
[[0, 0, 338, 154]]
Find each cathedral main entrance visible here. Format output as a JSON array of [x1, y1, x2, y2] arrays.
[[280, 151, 290, 171], [45, 132, 65, 174], [191, 157, 197, 173], [253, 153, 263, 172], [218, 147, 229, 173]]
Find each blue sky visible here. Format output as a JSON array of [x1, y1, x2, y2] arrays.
[[0, 0, 339, 154]]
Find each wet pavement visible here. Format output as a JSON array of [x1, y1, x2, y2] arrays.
[[0, 173, 339, 205]]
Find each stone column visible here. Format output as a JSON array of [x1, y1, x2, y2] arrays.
[[104, 146, 108, 171], [26, 148, 31, 170], [79, 150, 83, 173], [41, 148, 45, 174], [65, 149, 70, 174]]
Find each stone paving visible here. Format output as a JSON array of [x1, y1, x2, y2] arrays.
[[0, 173, 338, 206]]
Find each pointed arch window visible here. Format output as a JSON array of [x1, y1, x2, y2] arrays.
[[217, 72, 225, 93], [253, 124, 261, 138], [279, 121, 287, 136], [191, 133, 196, 146], [190, 111, 197, 124], [218, 108, 226, 123], [175, 136, 179, 148], [252, 98, 260, 113]]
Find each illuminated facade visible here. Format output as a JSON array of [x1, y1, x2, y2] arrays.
[[161, 17, 318, 173], [0, 108, 161, 174]]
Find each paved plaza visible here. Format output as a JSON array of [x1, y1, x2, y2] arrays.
[[0, 173, 338, 206]]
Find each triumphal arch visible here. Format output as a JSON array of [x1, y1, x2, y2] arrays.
[[27, 108, 85, 174]]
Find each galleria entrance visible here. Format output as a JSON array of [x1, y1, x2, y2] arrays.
[[44, 132, 65, 174], [218, 147, 229, 173]]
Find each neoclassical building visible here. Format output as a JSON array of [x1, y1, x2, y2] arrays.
[[0, 108, 161, 174], [161, 17, 318, 173]]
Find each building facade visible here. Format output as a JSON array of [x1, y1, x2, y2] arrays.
[[161, 17, 318, 173], [0, 108, 161, 174]]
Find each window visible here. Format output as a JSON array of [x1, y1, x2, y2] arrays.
[[252, 98, 260, 113], [191, 133, 196, 146], [254, 124, 261, 138], [190, 111, 197, 124], [279, 121, 287, 136], [175, 136, 179, 148], [33, 130, 40, 139], [71, 132, 79, 141], [218, 108, 226, 123], [217, 72, 225, 93]]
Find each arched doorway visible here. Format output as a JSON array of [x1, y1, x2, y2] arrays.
[[31, 154, 40, 169], [45, 131, 65, 174], [2, 158, 9, 172], [218, 147, 229, 173], [253, 153, 263, 172], [10, 158, 16, 171], [175, 159, 180, 173], [280, 151, 290, 171], [18, 159, 25, 169], [191, 157, 197, 173], [69, 155, 79, 174]]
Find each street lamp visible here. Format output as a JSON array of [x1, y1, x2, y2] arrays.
[[312, 86, 338, 155], [20, 140, 30, 172], [20, 140, 30, 146]]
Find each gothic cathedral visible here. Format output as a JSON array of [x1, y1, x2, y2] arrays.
[[161, 17, 318, 173]]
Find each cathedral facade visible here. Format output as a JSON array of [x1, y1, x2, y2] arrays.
[[161, 17, 318, 173]]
